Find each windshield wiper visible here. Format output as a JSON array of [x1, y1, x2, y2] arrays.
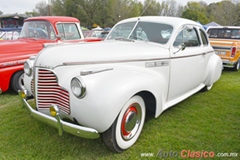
[[129, 35, 144, 40]]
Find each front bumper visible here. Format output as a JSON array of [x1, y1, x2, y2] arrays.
[[18, 90, 100, 139]]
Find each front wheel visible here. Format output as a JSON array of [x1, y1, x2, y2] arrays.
[[10, 70, 25, 93], [102, 95, 146, 152]]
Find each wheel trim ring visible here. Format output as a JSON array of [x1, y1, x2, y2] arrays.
[[121, 103, 141, 141]]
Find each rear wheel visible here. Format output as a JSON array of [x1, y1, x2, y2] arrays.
[[11, 70, 25, 93], [102, 95, 146, 152], [201, 84, 213, 92], [233, 59, 239, 71]]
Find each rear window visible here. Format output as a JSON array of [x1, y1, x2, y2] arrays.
[[207, 28, 240, 39]]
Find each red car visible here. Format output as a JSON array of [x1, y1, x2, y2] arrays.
[[0, 16, 101, 94]]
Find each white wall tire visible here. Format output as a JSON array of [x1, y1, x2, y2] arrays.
[[233, 59, 239, 71], [102, 95, 146, 152], [201, 84, 213, 92]]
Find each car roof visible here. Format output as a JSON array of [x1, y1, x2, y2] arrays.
[[207, 26, 240, 29], [0, 27, 22, 31], [117, 16, 202, 28], [25, 16, 80, 24]]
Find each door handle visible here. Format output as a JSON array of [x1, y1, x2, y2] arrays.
[[202, 52, 206, 57]]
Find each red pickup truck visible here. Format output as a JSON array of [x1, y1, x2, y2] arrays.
[[0, 16, 101, 94]]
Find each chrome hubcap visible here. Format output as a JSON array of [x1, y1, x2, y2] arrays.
[[121, 103, 142, 140]]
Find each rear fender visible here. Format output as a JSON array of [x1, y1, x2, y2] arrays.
[[205, 54, 222, 86]]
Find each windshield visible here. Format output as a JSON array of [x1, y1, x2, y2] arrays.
[[20, 21, 56, 39], [106, 21, 173, 44], [0, 31, 20, 40]]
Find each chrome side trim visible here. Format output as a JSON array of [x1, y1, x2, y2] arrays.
[[63, 51, 213, 66], [0, 60, 25, 68], [145, 61, 169, 68], [171, 51, 213, 59], [80, 68, 113, 76], [63, 58, 169, 65], [19, 90, 100, 139]]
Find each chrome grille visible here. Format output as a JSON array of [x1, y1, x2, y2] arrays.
[[37, 69, 70, 114], [31, 79, 34, 95]]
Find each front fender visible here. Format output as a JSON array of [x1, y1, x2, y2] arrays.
[[54, 65, 169, 132], [0, 65, 23, 93]]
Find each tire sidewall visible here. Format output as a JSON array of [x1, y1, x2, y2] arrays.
[[11, 70, 24, 93], [236, 60, 240, 70], [115, 95, 146, 150]]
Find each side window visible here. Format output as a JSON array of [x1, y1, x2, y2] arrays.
[[232, 29, 240, 38], [57, 23, 81, 40], [200, 29, 208, 45], [207, 29, 218, 38], [173, 27, 200, 47], [12, 31, 20, 40], [57, 24, 65, 39]]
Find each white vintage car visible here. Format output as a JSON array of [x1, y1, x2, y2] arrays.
[[20, 16, 222, 152]]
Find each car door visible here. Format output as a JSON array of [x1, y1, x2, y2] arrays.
[[167, 25, 207, 104]]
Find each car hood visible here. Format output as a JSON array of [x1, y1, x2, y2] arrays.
[[0, 39, 45, 63], [35, 41, 170, 68]]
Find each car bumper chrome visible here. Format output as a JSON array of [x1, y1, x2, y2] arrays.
[[222, 60, 237, 68], [18, 90, 100, 139]]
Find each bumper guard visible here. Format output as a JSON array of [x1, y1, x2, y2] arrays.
[[18, 90, 100, 139]]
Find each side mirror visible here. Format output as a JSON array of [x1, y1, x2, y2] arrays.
[[174, 43, 186, 54], [56, 34, 62, 41], [180, 43, 186, 50]]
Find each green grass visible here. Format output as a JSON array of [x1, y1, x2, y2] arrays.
[[0, 70, 239, 160]]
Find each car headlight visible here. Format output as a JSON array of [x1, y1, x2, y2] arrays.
[[24, 61, 32, 76], [71, 77, 86, 98]]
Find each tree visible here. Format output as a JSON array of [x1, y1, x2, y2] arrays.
[[0, 11, 3, 15], [175, 5, 184, 17], [35, 0, 49, 16], [141, 0, 161, 16], [51, 0, 66, 16], [217, 1, 238, 25], [159, 0, 178, 16], [207, 0, 239, 25], [51, 0, 141, 28], [181, 2, 209, 24], [48, 0, 240, 27], [25, 11, 39, 17]]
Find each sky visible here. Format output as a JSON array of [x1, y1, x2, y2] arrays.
[[0, 0, 222, 15]]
